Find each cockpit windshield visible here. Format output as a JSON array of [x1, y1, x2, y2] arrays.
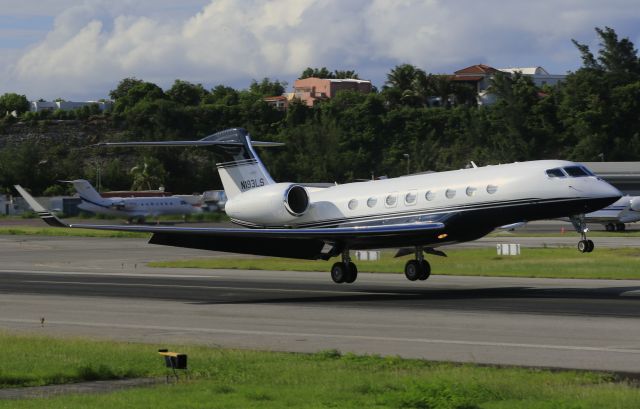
[[546, 168, 566, 178], [546, 166, 596, 178], [563, 166, 590, 177]]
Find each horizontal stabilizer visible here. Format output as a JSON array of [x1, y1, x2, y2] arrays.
[[95, 128, 283, 148], [95, 140, 284, 148]]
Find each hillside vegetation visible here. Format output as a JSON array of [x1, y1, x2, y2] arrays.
[[1, 27, 639, 196]]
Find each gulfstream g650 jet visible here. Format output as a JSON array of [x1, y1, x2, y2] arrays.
[[16, 128, 621, 284]]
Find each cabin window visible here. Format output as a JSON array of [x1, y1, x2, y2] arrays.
[[425, 191, 435, 201], [405, 191, 417, 205], [445, 189, 456, 199], [563, 166, 589, 177], [385, 194, 397, 207], [466, 186, 476, 197], [546, 168, 566, 178], [367, 197, 377, 208], [486, 185, 498, 194], [348, 199, 358, 210]]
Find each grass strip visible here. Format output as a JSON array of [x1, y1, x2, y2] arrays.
[[0, 332, 639, 408], [0, 226, 149, 238], [148, 247, 640, 280]]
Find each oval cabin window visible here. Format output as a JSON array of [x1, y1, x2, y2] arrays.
[[405, 192, 417, 205], [445, 189, 456, 199], [425, 191, 435, 201], [466, 186, 476, 197], [486, 185, 498, 194], [367, 197, 377, 208], [385, 194, 397, 207], [348, 199, 358, 210]]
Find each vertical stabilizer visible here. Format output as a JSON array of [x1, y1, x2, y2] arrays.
[[208, 128, 275, 198], [66, 180, 110, 206]]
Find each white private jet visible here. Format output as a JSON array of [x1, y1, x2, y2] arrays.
[[16, 128, 621, 284], [581, 195, 640, 231], [63, 179, 199, 222]]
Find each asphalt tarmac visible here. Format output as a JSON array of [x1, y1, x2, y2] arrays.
[[1, 234, 639, 373]]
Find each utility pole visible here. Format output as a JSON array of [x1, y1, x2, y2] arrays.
[[403, 153, 410, 175]]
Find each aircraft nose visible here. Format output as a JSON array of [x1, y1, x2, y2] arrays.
[[591, 180, 622, 209]]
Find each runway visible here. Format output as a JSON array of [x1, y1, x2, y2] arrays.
[[1, 235, 640, 373]]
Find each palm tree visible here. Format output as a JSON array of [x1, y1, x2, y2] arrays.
[[130, 157, 166, 191]]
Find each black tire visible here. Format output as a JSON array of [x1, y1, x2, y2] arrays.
[[404, 260, 421, 281], [586, 239, 594, 253], [605, 223, 615, 232], [345, 262, 358, 283], [418, 260, 431, 280], [616, 223, 626, 232], [331, 262, 347, 283], [577, 240, 588, 253]]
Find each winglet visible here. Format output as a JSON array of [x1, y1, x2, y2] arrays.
[[13, 185, 69, 228]]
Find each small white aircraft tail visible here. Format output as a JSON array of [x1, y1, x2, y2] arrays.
[[64, 179, 110, 206]]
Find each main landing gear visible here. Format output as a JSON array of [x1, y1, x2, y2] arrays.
[[329, 247, 432, 284], [605, 222, 626, 232], [570, 215, 594, 253], [330, 252, 358, 284], [404, 247, 431, 281]]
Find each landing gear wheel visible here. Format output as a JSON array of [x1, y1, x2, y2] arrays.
[[345, 262, 358, 283], [404, 260, 422, 281], [418, 260, 431, 281], [578, 240, 594, 253], [331, 261, 358, 284], [605, 223, 615, 232], [616, 223, 626, 232], [331, 262, 347, 283], [578, 240, 588, 253]]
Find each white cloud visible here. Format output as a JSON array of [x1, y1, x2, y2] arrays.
[[1, 0, 639, 100]]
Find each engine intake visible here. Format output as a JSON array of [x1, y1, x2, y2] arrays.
[[284, 184, 309, 216], [225, 183, 310, 225]]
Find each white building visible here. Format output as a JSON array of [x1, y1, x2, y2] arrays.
[[498, 67, 566, 87], [30, 100, 113, 113]]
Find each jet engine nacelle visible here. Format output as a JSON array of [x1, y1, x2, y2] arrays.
[[630, 197, 640, 212], [225, 183, 310, 225]]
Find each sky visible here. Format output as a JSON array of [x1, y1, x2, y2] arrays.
[[1, 0, 639, 101]]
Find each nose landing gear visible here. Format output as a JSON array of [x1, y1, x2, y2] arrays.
[[571, 215, 594, 253]]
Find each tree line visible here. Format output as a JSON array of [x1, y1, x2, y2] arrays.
[[1, 26, 639, 196]]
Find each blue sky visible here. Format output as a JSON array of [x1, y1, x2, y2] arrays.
[[1, 0, 639, 101]]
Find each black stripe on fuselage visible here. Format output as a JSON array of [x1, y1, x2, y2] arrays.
[[232, 196, 612, 229], [79, 195, 112, 210]]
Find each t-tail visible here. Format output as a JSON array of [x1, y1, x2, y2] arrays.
[[202, 128, 276, 198], [96, 128, 282, 199], [62, 179, 111, 206]]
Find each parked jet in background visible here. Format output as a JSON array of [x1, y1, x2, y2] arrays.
[[582, 195, 640, 231], [65, 179, 199, 222], [16, 128, 621, 284]]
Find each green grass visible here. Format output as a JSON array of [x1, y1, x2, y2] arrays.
[[0, 225, 149, 238], [0, 332, 639, 408], [148, 247, 640, 280]]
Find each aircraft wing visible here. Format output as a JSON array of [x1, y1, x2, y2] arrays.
[[15, 185, 445, 259]]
